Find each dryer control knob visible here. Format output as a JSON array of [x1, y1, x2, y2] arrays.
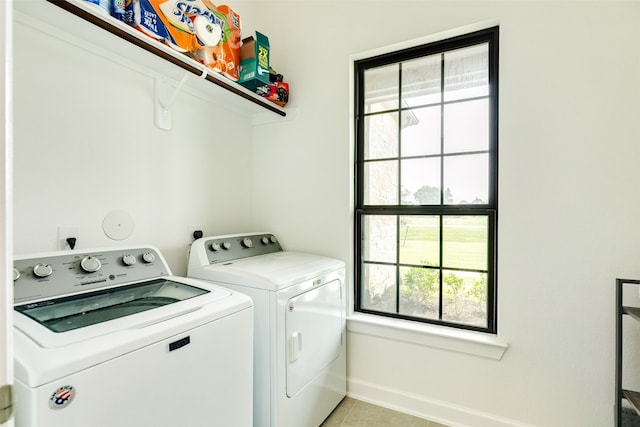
[[33, 263, 53, 278], [261, 237, 269, 245], [13, 268, 20, 281], [269, 236, 278, 244], [122, 254, 137, 266], [80, 256, 102, 273], [221, 241, 231, 250], [142, 252, 156, 263], [210, 242, 221, 251], [241, 238, 253, 248]]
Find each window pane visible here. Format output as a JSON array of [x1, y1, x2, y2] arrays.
[[363, 215, 397, 263], [400, 158, 440, 205], [399, 215, 439, 266], [442, 215, 488, 270], [443, 99, 489, 154], [401, 54, 441, 107], [364, 160, 398, 205], [399, 266, 439, 319], [401, 106, 441, 157], [364, 64, 399, 113], [442, 154, 488, 204], [442, 270, 488, 328], [364, 113, 399, 160], [362, 263, 397, 313], [444, 44, 489, 102]]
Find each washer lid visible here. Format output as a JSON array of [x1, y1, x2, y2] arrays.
[[14, 276, 234, 349], [190, 252, 345, 291], [15, 278, 208, 333]]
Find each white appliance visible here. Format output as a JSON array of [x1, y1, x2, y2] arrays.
[[187, 233, 346, 427], [13, 245, 253, 427]]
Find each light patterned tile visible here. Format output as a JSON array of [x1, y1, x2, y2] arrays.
[[319, 417, 343, 427], [320, 397, 357, 426], [341, 400, 430, 427], [334, 396, 357, 415], [320, 397, 452, 427]]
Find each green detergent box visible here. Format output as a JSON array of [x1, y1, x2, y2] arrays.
[[239, 32, 270, 90]]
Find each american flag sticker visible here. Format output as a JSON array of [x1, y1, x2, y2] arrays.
[[49, 385, 76, 409]]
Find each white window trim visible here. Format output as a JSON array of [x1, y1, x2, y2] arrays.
[[350, 19, 499, 63], [347, 312, 508, 360]]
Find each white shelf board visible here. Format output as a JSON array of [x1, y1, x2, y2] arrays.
[[14, 0, 286, 120]]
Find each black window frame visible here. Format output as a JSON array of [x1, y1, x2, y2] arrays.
[[354, 26, 499, 334]]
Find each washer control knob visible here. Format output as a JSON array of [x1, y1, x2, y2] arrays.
[[142, 252, 156, 263], [241, 238, 253, 248], [33, 263, 53, 278], [80, 256, 102, 273], [210, 242, 221, 251], [221, 241, 231, 250], [13, 268, 20, 281], [269, 236, 278, 244], [261, 237, 269, 245], [122, 254, 137, 266]]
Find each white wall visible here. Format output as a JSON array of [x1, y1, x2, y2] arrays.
[[10, 1, 640, 426], [248, 1, 640, 426], [12, 11, 257, 275]]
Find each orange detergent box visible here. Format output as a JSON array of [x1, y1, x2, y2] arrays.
[[193, 1, 242, 80]]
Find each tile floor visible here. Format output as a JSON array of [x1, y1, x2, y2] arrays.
[[320, 397, 451, 427]]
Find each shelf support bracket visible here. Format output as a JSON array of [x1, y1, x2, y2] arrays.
[[155, 71, 204, 131]]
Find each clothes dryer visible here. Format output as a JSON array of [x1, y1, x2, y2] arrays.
[[187, 233, 346, 427]]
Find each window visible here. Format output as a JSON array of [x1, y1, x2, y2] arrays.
[[354, 27, 498, 333]]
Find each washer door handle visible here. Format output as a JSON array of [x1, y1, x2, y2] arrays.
[[289, 331, 302, 363], [129, 306, 202, 329]]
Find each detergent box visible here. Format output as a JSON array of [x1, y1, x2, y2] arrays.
[[238, 31, 270, 90], [256, 82, 289, 107]]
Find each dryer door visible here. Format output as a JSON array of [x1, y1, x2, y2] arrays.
[[285, 279, 342, 397]]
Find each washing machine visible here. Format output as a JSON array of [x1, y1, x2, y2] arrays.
[[187, 232, 346, 427], [13, 245, 253, 427]]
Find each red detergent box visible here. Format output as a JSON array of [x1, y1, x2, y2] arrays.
[[256, 82, 289, 107]]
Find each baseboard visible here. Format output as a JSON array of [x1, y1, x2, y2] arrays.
[[347, 378, 535, 427]]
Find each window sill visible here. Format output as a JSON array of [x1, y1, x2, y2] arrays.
[[347, 313, 508, 360]]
